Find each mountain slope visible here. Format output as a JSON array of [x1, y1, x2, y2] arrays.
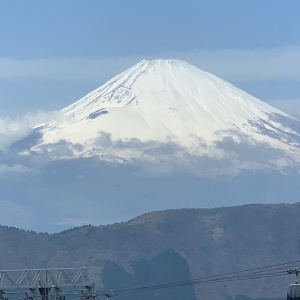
[[23, 59, 300, 174], [0, 203, 298, 300]]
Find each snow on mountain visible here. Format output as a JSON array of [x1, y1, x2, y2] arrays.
[[22, 59, 300, 174]]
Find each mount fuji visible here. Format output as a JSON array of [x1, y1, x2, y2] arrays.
[[22, 59, 300, 175], [3, 59, 300, 231]]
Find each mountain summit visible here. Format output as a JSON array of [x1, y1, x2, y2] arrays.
[[24, 59, 300, 174]]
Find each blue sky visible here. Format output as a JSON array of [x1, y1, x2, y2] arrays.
[[1, 0, 300, 150], [1, 1, 300, 232], [1, 0, 300, 117]]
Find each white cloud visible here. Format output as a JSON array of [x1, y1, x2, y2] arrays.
[[0, 164, 31, 173], [0, 200, 33, 229], [1, 46, 300, 82], [180, 46, 300, 81], [0, 111, 65, 151], [0, 57, 141, 82]]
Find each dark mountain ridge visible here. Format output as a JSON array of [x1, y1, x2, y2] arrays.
[[0, 203, 299, 300]]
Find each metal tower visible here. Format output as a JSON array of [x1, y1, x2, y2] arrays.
[[0, 268, 96, 300]]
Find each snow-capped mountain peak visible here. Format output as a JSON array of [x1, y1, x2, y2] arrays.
[[23, 59, 300, 174], [63, 58, 284, 121]]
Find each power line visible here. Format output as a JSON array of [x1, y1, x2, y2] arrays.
[[112, 272, 288, 296], [107, 262, 295, 295], [98, 259, 300, 297]]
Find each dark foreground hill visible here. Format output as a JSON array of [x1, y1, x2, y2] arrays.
[[1, 203, 300, 300]]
